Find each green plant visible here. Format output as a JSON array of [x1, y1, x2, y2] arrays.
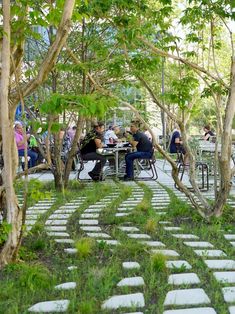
[[145, 218, 158, 234], [150, 253, 167, 273], [0, 222, 12, 246], [75, 238, 95, 258], [136, 200, 149, 212]]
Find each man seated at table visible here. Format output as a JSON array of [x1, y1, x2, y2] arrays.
[[80, 122, 106, 181], [169, 124, 188, 164], [124, 121, 153, 181]]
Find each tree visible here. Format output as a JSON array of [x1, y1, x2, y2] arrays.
[[0, 0, 75, 267]]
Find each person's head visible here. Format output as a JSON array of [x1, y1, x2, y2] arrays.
[[94, 121, 105, 134], [130, 121, 140, 134], [112, 125, 120, 134], [14, 122, 23, 134], [204, 125, 211, 132]]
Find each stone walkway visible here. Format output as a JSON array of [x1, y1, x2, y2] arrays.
[[20, 162, 235, 313]]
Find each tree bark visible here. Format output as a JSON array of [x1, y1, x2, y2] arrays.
[[0, 0, 75, 268], [0, 0, 22, 267]]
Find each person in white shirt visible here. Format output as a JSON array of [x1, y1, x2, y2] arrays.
[[104, 125, 120, 144]]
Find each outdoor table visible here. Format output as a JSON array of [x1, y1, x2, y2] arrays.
[[97, 144, 131, 177]]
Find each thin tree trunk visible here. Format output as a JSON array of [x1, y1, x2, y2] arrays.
[[0, 0, 22, 267], [64, 116, 84, 187]]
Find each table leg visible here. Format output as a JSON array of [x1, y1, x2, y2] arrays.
[[115, 151, 119, 176]]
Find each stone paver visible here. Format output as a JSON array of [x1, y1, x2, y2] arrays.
[[168, 273, 200, 285], [229, 306, 235, 314], [28, 300, 70, 312], [184, 241, 214, 248], [64, 248, 77, 254], [118, 226, 140, 232], [122, 262, 140, 270], [141, 241, 165, 247], [164, 288, 211, 306], [204, 260, 235, 269], [96, 239, 119, 245], [86, 232, 111, 238], [224, 235, 235, 240], [79, 219, 99, 225], [117, 276, 145, 287], [172, 234, 199, 239], [194, 250, 226, 257], [102, 293, 145, 309], [166, 260, 192, 269], [55, 282, 77, 290], [55, 239, 74, 244], [115, 213, 129, 217], [222, 287, 235, 302], [127, 233, 151, 239], [152, 249, 179, 257], [45, 226, 66, 231], [80, 213, 99, 218], [163, 308, 217, 314], [164, 227, 182, 231], [80, 226, 102, 231], [213, 272, 235, 283]]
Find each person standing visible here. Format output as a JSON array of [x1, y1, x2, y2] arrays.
[[124, 121, 153, 180], [80, 122, 106, 181]]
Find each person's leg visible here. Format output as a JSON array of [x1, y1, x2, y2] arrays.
[[27, 149, 38, 167], [82, 152, 106, 177], [125, 151, 152, 178]]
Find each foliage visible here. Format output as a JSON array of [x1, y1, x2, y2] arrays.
[[0, 222, 12, 246], [144, 218, 158, 234], [75, 237, 96, 258], [150, 253, 167, 273]]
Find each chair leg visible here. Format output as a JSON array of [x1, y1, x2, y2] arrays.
[[135, 159, 158, 181]]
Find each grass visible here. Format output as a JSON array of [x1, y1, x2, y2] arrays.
[[1, 179, 235, 313], [75, 237, 96, 258]]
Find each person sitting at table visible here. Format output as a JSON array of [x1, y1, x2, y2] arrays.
[[203, 125, 215, 141], [123, 121, 153, 181], [80, 122, 106, 181], [14, 122, 38, 168], [169, 125, 187, 164], [104, 125, 120, 144]]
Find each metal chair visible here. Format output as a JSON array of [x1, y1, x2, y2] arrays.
[[134, 153, 158, 181], [176, 161, 209, 191]]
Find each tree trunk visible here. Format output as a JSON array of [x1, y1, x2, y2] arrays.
[[64, 116, 84, 188], [0, 0, 22, 267], [0, 0, 75, 267], [212, 58, 235, 216]]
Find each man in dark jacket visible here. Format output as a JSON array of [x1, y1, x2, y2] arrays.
[[124, 121, 153, 180], [81, 122, 106, 181]]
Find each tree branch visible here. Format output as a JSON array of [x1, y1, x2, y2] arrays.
[[10, 0, 75, 105], [138, 36, 229, 89]]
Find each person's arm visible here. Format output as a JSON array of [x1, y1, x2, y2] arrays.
[[95, 138, 103, 148], [15, 133, 30, 146], [204, 133, 210, 141], [175, 137, 183, 144]]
